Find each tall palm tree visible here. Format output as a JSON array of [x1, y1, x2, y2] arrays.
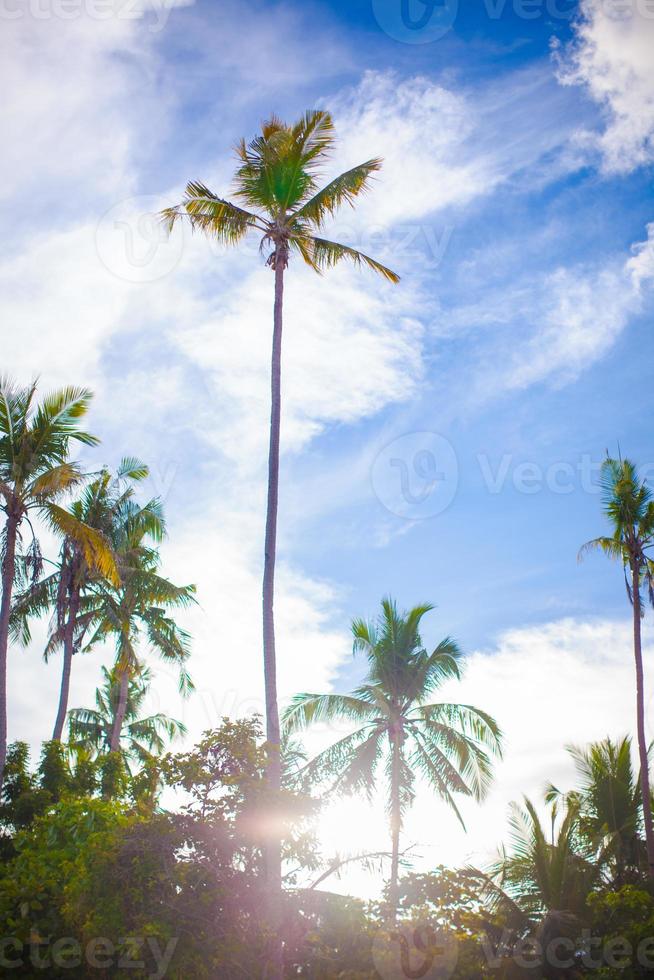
[[81, 497, 195, 751], [12, 460, 148, 741], [580, 456, 654, 876], [68, 664, 186, 770], [161, 115, 399, 945], [547, 736, 644, 883], [0, 378, 113, 790], [283, 597, 502, 919]]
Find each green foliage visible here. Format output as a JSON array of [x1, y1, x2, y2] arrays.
[[587, 886, 654, 978], [69, 665, 186, 769], [163, 717, 321, 881], [161, 110, 399, 282], [100, 750, 130, 802], [38, 740, 71, 801], [285, 598, 502, 818], [0, 795, 127, 975]]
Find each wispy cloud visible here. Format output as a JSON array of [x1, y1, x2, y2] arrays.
[[437, 222, 654, 401]]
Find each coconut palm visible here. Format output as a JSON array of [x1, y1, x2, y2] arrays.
[[547, 736, 645, 884], [11, 459, 149, 742], [491, 798, 600, 922], [0, 378, 114, 790], [68, 664, 186, 770], [161, 116, 399, 948], [469, 796, 600, 975], [80, 499, 196, 752], [580, 456, 654, 876], [283, 597, 502, 919]]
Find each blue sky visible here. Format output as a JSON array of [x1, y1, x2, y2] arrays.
[[4, 0, 654, 891]]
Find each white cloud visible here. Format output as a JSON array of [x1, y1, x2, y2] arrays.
[[329, 72, 486, 227], [171, 253, 425, 465], [326, 68, 583, 232], [627, 220, 654, 290], [556, 0, 654, 173]]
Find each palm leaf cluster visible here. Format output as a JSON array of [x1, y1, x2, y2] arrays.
[[161, 110, 399, 282], [285, 599, 501, 823], [469, 736, 648, 946], [580, 456, 654, 604], [69, 665, 186, 770]]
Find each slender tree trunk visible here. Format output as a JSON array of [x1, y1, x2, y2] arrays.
[[109, 668, 129, 753], [262, 245, 285, 980], [388, 729, 402, 922], [52, 585, 80, 742], [632, 560, 654, 876], [0, 514, 19, 793]]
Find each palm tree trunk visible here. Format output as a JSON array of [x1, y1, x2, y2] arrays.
[[632, 560, 654, 876], [388, 730, 402, 921], [262, 243, 286, 980], [52, 586, 80, 742], [0, 514, 19, 793], [109, 668, 129, 753]]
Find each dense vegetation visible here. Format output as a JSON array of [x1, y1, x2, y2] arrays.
[[2, 115, 654, 978]]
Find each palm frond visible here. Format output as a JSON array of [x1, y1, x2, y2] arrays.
[[161, 182, 264, 243], [283, 691, 377, 734], [297, 236, 399, 283], [292, 159, 383, 227]]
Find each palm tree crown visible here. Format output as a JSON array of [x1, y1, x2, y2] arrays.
[[161, 110, 399, 282], [80, 494, 196, 751], [580, 456, 654, 602], [283, 597, 502, 916], [0, 378, 110, 788], [68, 664, 186, 770], [547, 736, 644, 883]]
